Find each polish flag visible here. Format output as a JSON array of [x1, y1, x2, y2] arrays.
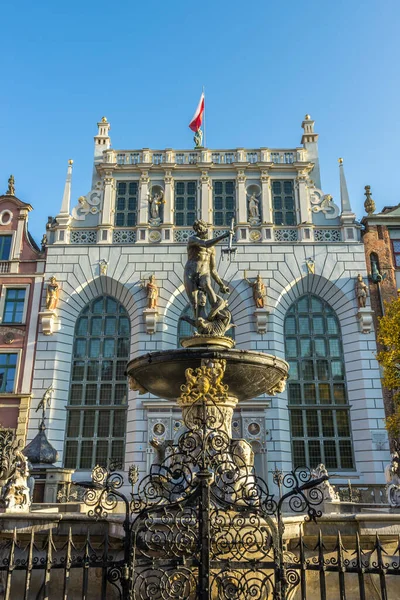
[[189, 92, 205, 132]]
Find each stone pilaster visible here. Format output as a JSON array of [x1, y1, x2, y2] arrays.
[[261, 171, 272, 224], [296, 170, 311, 224], [163, 170, 174, 225], [200, 171, 212, 223], [138, 171, 150, 226], [100, 171, 115, 226], [236, 169, 247, 224]]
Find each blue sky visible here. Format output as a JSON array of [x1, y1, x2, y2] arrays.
[[2, 0, 399, 242]]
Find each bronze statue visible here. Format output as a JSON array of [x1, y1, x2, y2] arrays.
[[355, 274, 368, 308], [184, 219, 231, 318], [46, 277, 59, 311], [245, 272, 267, 308]]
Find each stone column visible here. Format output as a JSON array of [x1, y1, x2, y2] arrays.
[[200, 171, 212, 224], [261, 171, 272, 224], [236, 170, 247, 224]]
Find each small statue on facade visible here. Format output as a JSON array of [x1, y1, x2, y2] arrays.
[[148, 190, 165, 225], [46, 276, 60, 311], [248, 192, 260, 224], [244, 272, 267, 308], [41, 234, 47, 252], [194, 129, 203, 149], [141, 274, 158, 309], [355, 273, 369, 308], [6, 175, 15, 196]]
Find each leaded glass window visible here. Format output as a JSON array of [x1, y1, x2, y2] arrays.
[[392, 240, 400, 268], [285, 294, 354, 470], [64, 296, 130, 470], [115, 182, 138, 227], [272, 180, 296, 226], [213, 181, 236, 226], [3, 289, 26, 323], [175, 181, 197, 226], [177, 304, 235, 346], [0, 353, 17, 392], [0, 236, 12, 261]]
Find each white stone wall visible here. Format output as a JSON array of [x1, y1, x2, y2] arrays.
[[26, 239, 390, 488]]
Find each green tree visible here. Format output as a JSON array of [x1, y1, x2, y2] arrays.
[[377, 298, 400, 437]]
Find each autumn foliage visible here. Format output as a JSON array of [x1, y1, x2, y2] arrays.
[[377, 298, 400, 437]]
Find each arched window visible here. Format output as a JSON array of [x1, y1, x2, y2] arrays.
[[284, 294, 354, 470], [177, 304, 235, 347], [64, 296, 130, 470]]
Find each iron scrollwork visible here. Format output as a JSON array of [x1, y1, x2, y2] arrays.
[[78, 361, 327, 599]]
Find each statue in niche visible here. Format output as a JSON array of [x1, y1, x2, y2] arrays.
[[148, 189, 165, 225], [244, 272, 267, 308], [46, 277, 60, 311], [141, 274, 158, 309], [247, 192, 261, 225], [355, 273, 369, 308], [181, 219, 234, 337]]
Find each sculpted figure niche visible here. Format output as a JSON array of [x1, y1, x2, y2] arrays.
[[182, 219, 235, 339]]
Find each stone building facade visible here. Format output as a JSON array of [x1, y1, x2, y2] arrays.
[[0, 178, 45, 443], [362, 191, 400, 422], [24, 115, 390, 490]]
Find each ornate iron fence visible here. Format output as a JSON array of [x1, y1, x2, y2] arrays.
[[1, 374, 400, 598]]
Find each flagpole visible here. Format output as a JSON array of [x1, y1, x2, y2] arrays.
[[203, 85, 207, 148]]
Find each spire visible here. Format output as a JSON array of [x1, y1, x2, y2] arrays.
[[59, 159, 73, 216], [94, 116, 111, 157], [338, 158, 352, 213], [364, 185, 376, 215]]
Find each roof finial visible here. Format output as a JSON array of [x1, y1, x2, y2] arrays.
[[364, 185, 376, 215], [6, 175, 15, 196], [59, 160, 73, 216], [338, 158, 352, 213]]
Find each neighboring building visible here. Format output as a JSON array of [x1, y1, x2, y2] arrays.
[[0, 177, 45, 444], [362, 190, 400, 421], [24, 115, 390, 490]]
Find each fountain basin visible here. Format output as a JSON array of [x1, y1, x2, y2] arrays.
[[126, 346, 288, 401]]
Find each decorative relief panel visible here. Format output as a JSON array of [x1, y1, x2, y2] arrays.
[[70, 230, 97, 244], [112, 230, 136, 244], [71, 186, 103, 221], [174, 229, 192, 243], [274, 228, 298, 242], [314, 229, 342, 242], [309, 187, 339, 220]]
